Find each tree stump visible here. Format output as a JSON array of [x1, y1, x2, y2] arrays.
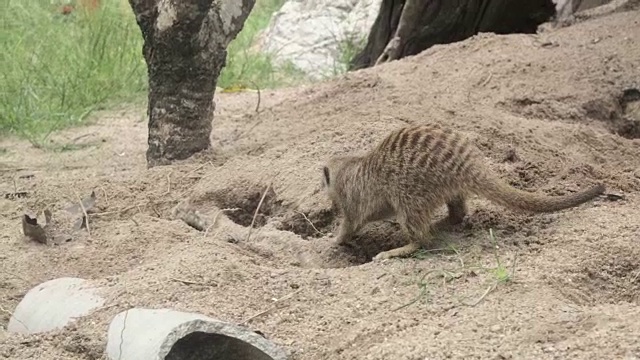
[[350, 0, 557, 70], [128, 0, 256, 167]]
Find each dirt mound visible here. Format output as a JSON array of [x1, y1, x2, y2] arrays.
[[2, 7, 640, 360]]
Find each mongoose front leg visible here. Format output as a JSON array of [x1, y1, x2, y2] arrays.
[[335, 216, 357, 245]]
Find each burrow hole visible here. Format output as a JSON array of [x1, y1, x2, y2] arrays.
[[275, 208, 337, 239], [583, 88, 640, 139], [209, 180, 338, 239], [209, 180, 283, 228]]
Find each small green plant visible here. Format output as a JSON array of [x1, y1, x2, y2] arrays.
[[394, 228, 518, 311], [463, 228, 517, 306], [488, 228, 516, 284]]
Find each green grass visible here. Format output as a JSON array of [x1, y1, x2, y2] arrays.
[[1, 0, 147, 144], [1, 0, 303, 145], [330, 33, 367, 76]]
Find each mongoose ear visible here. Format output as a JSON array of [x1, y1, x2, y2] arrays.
[[323, 166, 330, 186]]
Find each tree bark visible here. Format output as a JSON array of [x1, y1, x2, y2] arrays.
[[128, 0, 256, 167], [350, 0, 557, 70]]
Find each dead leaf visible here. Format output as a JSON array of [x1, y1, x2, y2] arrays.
[[21, 214, 48, 244], [21, 190, 97, 245]]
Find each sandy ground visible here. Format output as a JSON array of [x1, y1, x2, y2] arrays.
[[1, 6, 640, 360]]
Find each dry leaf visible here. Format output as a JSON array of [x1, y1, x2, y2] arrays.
[[21, 190, 97, 245]]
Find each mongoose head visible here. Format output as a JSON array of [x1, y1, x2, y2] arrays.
[[321, 155, 361, 212]]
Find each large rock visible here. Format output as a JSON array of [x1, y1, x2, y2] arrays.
[[257, 0, 381, 79]]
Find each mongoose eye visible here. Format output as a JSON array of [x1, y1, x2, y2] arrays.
[[322, 166, 330, 186]]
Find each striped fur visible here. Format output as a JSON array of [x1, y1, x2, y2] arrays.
[[322, 124, 605, 261]]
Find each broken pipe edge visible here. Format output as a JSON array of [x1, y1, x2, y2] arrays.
[[7, 277, 105, 334], [106, 308, 288, 360]]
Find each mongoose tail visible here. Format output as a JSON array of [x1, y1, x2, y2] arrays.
[[473, 174, 605, 213]]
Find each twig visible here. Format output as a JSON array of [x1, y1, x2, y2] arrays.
[[73, 190, 91, 236], [71, 132, 96, 143], [248, 80, 261, 113], [462, 282, 497, 307], [171, 277, 217, 287], [479, 72, 493, 87], [183, 162, 209, 179], [0, 167, 30, 173], [165, 172, 172, 195], [295, 210, 325, 236], [246, 183, 271, 241], [240, 287, 303, 325]]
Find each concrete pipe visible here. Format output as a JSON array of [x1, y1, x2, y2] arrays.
[[7, 277, 105, 334], [106, 308, 288, 360]]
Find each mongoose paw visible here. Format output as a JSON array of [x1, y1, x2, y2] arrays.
[[372, 252, 392, 262]]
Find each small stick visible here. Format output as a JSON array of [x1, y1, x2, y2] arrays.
[[73, 191, 91, 236], [71, 133, 95, 143], [165, 172, 172, 195], [248, 80, 262, 113], [463, 282, 497, 307], [479, 72, 493, 87], [240, 287, 303, 325], [294, 211, 325, 236], [171, 277, 217, 287], [246, 183, 271, 241]]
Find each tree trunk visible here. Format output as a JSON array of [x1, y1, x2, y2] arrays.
[[128, 0, 256, 167], [350, 0, 557, 70]]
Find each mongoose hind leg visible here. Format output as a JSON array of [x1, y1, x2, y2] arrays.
[[446, 195, 468, 224], [433, 194, 468, 231]]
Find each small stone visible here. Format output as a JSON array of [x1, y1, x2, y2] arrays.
[[490, 324, 502, 333]]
